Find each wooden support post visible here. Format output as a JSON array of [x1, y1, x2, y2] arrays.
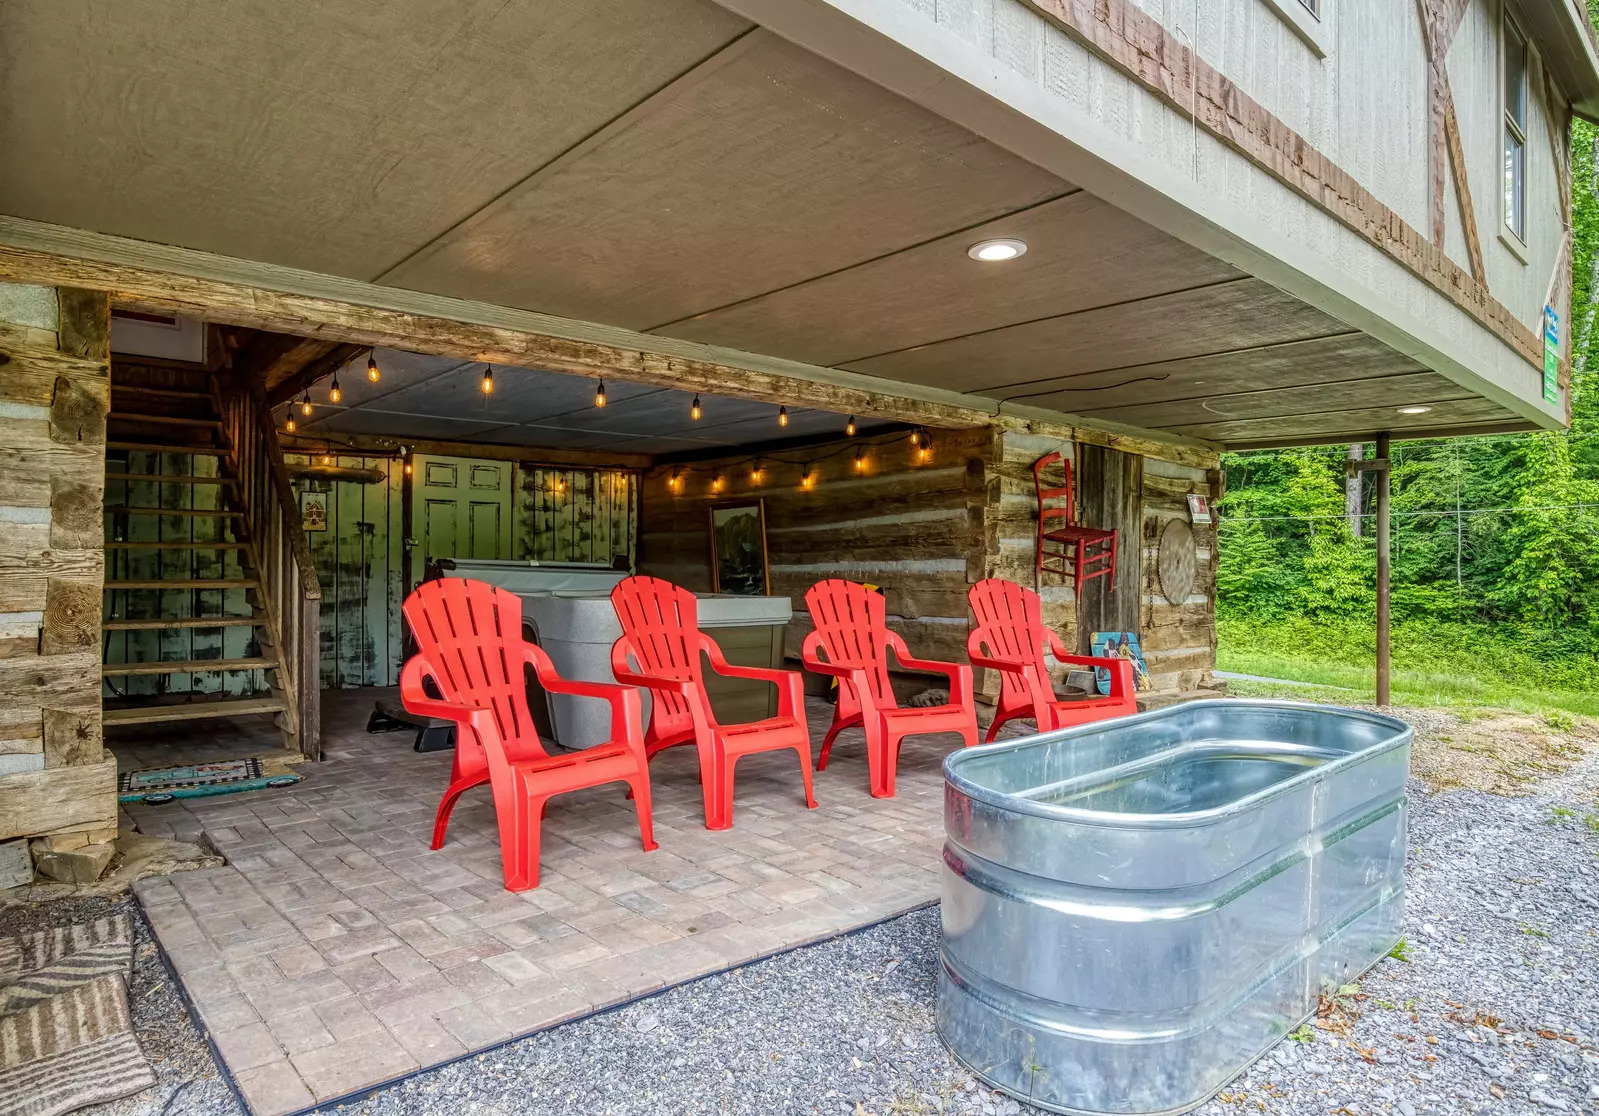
[[1375, 432, 1392, 707]]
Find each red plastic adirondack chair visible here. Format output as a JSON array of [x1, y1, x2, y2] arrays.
[[802, 579, 978, 798], [609, 575, 816, 831], [1035, 451, 1118, 596], [967, 578, 1136, 743], [400, 578, 656, 892]]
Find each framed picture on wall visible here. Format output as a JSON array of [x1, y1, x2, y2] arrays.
[[300, 490, 328, 532], [708, 500, 770, 596]]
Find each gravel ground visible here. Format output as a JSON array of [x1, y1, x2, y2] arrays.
[[0, 894, 242, 1116], [5, 746, 1596, 1116]]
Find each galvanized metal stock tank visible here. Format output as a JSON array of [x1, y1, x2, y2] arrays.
[[938, 700, 1411, 1115]]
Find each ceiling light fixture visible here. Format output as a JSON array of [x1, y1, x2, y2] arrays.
[[1398, 405, 1432, 415], [328, 374, 341, 404], [481, 366, 494, 395], [845, 416, 856, 437], [367, 353, 381, 383], [778, 405, 789, 428], [690, 394, 702, 421], [595, 379, 607, 408], [968, 238, 1027, 262], [300, 391, 312, 416]]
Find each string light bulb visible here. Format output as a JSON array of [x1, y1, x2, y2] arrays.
[[329, 375, 341, 404], [321, 454, 333, 466], [555, 475, 566, 494], [690, 394, 702, 421], [751, 460, 763, 484], [481, 365, 494, 394], [910, 429, 922, 448], [300, 391, 312, 416], [712, 474, 725, 493], [284, 414, 296, 433], [854, 445, 865, 472], [919, 436, 933, 463], [778, 406, 789, 427], [845, 416, 856, 436], [594, 379, 607, 408], [404, 461, 412, 475], [801, 465, 813, 489], [366, 353, 381, 383]]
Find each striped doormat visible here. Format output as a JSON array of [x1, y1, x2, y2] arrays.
[[0, 974, 155, 1116], [0, 915, 153, 1116], [0, 915, 134, 1015]]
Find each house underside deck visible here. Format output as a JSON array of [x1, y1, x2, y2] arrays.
[[123, 689, 956, 1116]]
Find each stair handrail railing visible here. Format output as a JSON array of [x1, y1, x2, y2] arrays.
[[215, 371, 323, 758]]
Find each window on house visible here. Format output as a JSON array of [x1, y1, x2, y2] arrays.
[[1297, 0, 1318, 14], [1503, 14, 1528, 241]]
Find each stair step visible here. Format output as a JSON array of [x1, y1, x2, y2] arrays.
[[105, 473, 234, 486], [105, 578, 257, 590], [103, 657, 277, 677], [108, 441, 230, 457], [106, 540, 248, 550], [110, 413, 225, 429], [104, 616, 266, 631], [104, 696, 286, 727], [105, 506, 243, 518], [110, 385, 213, 402]]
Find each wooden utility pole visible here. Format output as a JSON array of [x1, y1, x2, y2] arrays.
[[1374, 432, 1392, 707], [1346, 444, 1364, 536]]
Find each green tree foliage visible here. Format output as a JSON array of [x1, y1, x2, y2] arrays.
[[1219, 111, 1599, 654]]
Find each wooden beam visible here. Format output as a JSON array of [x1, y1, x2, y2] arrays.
[[281, 431, 654, 471], [0, 757, 118, 841], [1019, 0, 1542, 370], [1441, 81, 1487, 284], [264, 342, 366, 408], [0, 219, 1221, 471]]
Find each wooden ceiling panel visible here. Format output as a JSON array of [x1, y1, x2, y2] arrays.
[[1164, 396, 1516, 443], [0, 0, 750, 279], [655, 191, 1244, 366], [1012, 334, 1426, 416], [383, 32, 1069, 329], [1080, 371, 1471, 429], [842, 279, 1352, 393]]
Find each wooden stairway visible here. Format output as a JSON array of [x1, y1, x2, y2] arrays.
[[102, 377, 298, 741]]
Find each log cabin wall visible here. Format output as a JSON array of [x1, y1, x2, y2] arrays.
[[638, 428, 992, 690], [0, 281, 119, 853], [1139, 458, 1220, 696]]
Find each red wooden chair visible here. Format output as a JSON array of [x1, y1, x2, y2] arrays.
[[1035, 451, 1117, 595], [967, 578, 1136, 743], [802, 579, 978, 798], [609, 575, 816, 830], [401, 578, 656, 892]]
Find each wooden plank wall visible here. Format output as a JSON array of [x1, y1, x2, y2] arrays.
[[1140, 458, 1220, 694], [288, 454, 405, 689], [518, 467, 637, 566], [639, 428, 991, 681], [1074, 442, 1145, 655], [0, 282, 118, 842]]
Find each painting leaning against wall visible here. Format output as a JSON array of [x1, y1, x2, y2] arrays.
[[709, 500, 770, 596]]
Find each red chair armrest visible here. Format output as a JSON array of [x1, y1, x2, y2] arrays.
[[885, 632, 962, 680], [702, 634, 805, 717], [800, 630, 852, 677], [399, 658, 498, 732], [609, 637, 692, 694]]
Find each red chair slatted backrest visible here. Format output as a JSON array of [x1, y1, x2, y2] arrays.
[[610, 576, 711, 727], [403, 578, 544, 759], [804, 579, 894, 706], [968, 578, 1050, 709], [1033, 450, 1078, 529]]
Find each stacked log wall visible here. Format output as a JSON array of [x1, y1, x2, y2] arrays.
[[0, 282, 118, 844]]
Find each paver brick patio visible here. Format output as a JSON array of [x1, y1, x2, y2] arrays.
[[126, 688, 954, 1115]]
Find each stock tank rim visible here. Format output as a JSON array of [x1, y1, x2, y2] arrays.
[[944, 698, 1412, 830]]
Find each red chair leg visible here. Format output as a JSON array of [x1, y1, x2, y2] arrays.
[[817, 709, 860, 770], [701, 742, 734, 831], [871, 729, 901, 799], [628, 772, 659, 852], [497, 791, 545, 893], [430, 773, 488, 850], [794, 738, 818, 810]]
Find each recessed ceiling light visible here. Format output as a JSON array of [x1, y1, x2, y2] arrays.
[[968, 238, 1027, 262], [1398, 405, 1432, 415]]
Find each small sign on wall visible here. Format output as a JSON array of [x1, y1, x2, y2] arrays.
[[300, 491, 328, 532], [1544, 306, 1560, 405], [1186, 493, 1213, 525]]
